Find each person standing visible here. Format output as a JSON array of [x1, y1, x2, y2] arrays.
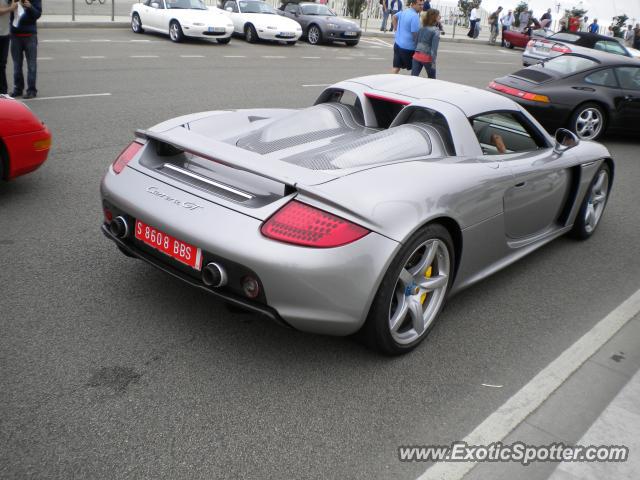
[[380, 0, 390, 32], [391, 0, 423, 73], [540, 8, 552, 28], [588, 18, 599, 34], [634, 24, 640, 49], [0, 0, 17, 94], [624, 24, 635, 47], [411, 8, 440, 78], [467, 3, 480, 38], [500, 9, 514, 46], [518, 9, 530, 32], [488, 6, 502, 44], [568, 15, 579, 32], [389, 0, 403, 32], [10, 0, 41, 99]]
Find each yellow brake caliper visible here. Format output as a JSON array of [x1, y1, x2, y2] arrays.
[[420, 267, 432, 305]]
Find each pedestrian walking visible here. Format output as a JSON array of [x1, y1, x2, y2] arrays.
[[623, 24, 634, 47], [467, 3, 480, 38], [500, 9, 514, 46], [588, 19, 599, 34], [380, 0, 390, 32], [540, 8, 552, 28], [10, 0, 41, 99], [389, 0, 403, 32], [391, 0, 423, 73], [0, 0, 17, 94], [488, 6, 502, 45], [411, 8, 440, 79]]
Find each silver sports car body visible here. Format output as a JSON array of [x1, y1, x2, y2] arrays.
[[100, 75, 614, 354]]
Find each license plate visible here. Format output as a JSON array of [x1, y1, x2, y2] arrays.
[[212, 26, 225, 32], [279, 32, 294, 37], [135, 220, 202, 271], [345, 31, 357, 36]]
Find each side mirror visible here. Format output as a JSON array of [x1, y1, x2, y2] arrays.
[[554, 128, 579, 154], [151, 1, 160, 7], [225, 6, 233, 11]]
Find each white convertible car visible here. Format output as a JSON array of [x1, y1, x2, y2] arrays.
[[131, 0, 234, 44], [222, 0, 302, 44]]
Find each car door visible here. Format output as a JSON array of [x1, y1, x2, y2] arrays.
[[614, 66, 640, 131], [223, 0, 242, 33], [145, 0, 166, 31], [470, 111, 570, 239], [581, 67, 629, 131]]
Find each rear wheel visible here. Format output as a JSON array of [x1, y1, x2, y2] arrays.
[[570, 102, 606, 141], [244, 23, 258, 43], [504, 39, 512, 48], [131, 13, 144, 33], [217, 37, 231, 44], [360, 223, 454, 355], [307, 25, 322, 45], [570, 164, 611, 240], [169, 20, 184, 43]]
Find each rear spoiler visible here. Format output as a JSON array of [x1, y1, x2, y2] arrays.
[[136, 127, 336, 187]]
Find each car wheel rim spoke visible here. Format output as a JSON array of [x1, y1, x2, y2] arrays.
[[389, 238, 451, 345], [584, 170, 608, 232]]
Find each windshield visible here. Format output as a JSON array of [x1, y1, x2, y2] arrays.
[[166, 0, 207, 9], [549, 32, 580, 43], [543, 55, 599, 75], [301, 4, 335, 15], [239, 0, 277, 14]]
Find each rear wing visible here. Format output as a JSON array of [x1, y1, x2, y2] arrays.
[[136, 127, 336, 187]]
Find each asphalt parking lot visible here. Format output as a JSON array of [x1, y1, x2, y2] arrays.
[[1, 28, 640, 479]]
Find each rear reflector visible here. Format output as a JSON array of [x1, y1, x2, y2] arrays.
[[552, 44, 572, 53], [112, 141, 143, 174], [261, 200, 369, 248], [489, 81, 550, 103]]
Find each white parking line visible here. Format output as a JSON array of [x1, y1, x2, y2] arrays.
[[417, 288, 640, 480], [262, 55, 286, 59], [42, 39, 70, 42], [130, 39, 152, 42], [301, 56, 321, 59], [180, 55, 205, 58], [302, 84, 331, 87], [130, 55, 159, 58], [90, 39, 112, 42], [23, 93, 112, 102], [81, 56, 105, 59]]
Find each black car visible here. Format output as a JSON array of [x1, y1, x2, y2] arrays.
[[490, 48, 640, 141], [523, 31, 633, 66]]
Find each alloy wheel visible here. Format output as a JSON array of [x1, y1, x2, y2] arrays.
[[584, 169, 609, 234], [575, 107, 603, 140]]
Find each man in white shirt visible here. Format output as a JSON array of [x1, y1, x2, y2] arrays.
[[0, 0, 17, 94], [500, 9, 514, 46], [467, 3, 480, 38], [624, 24, 635, 47]]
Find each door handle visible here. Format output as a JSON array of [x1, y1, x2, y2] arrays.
[[514, 181, 527, 187]]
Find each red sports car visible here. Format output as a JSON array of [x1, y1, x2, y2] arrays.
[[502, 28, 554, 49], [0, 95, 51, 180]]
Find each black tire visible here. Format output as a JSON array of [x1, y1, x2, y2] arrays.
[[307, 24, 322, 45], [286, 40, 296, 45], [569, 102, 607, 141], [569, 163, 611, 240], [131, 13, 144, 34], [244, 23, 258, 43], [169, 20, 184, 43], [504, 39, 512, 48], [359, 223, 455, 355], [345, 40, 359, 47], [217, 37, 231, 44]]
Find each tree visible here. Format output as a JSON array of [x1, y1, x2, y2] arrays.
[[345, 0, 367, 18], [458, 0, 481, 26], [513, 1, 527, 28], [569, 7, 588, 18], [612, 14, 628, 38]]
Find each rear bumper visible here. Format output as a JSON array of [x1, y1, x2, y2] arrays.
[[100, 166, 399, 336]]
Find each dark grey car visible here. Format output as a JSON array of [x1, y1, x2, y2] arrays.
[[278, 2, 361, 46]]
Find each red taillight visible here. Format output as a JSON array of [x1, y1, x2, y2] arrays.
[[489, 81, 550, 103], [552, 44, 571, 53], [112, 141, 143, 174], [261, 200, 369, 248]]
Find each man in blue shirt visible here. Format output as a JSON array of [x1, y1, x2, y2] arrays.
[[588, 19, 599, 34], [391, 0, 423, 73]]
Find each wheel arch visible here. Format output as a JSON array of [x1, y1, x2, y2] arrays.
[[0, 138, 8, 180], [569, 100, 610, 129]]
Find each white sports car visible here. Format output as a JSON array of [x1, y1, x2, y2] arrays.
[[222, 0, 302, 44], [131, 0, 234, 44]]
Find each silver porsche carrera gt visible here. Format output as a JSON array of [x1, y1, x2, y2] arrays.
[[100, 75, 614, 354]]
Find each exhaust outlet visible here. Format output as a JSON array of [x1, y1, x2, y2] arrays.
[[202, 262, 228, 288], [109, 216, 129, 238]]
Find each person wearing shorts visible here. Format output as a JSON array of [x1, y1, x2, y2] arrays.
[[391, 0, 423, 73]]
